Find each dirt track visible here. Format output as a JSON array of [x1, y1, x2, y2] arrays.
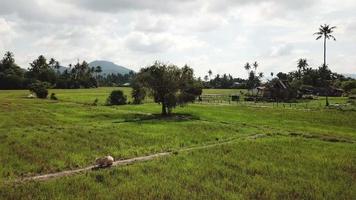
[[13, 136, 241, 182]]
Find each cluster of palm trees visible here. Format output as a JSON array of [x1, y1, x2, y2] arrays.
[[243, 61, 264, 91]]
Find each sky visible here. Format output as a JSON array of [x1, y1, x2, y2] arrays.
[[0, 0, 355, 78]]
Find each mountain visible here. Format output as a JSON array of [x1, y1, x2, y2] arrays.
[[89, 60, 133, 75], [343, 73, 356, 79]]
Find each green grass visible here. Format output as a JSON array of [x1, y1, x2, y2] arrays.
[[0, 88, 355, 199]]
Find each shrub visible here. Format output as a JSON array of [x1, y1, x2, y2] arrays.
[[107, 90, 127, 105], [350, 88, 356, 95], [29, 82, 49, 99], [131, 84, 146, 104], [50, 93, 58, 100], [341, 80, 356, 92], [92, 98, 99, 106]]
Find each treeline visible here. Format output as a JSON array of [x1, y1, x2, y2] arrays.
[[203, 73, 246, 89], [272, 59, 354, 94], [0, 52, 134, 89], [97, 72, 135, 87], [203, 61, 264, 89], [202, 59, 355, 93]]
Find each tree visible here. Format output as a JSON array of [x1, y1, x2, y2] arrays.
[[0, 51, 25, 89], [29, 81, 49, 99], [208, 69, 212, 80], [134, 62, 202, 115], [244, 62, 262, 92], [203, 75, 209, 82], [107, 90, 127, 105], [297, 59, 308, 72], [253, 61, 258, 72], [314, 24, 336, 67], [131, 77, 146, 104], [314, 24, 336, 106], [27, 55, 58, 84], [258, 72, 264, 79], [244, 62, 251, 71], [297, 58, 308, 79], [95, 66, 102, 75]]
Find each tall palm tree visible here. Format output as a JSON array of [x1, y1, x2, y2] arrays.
[[208, 69, 212, 80], [252, 61, 258, 72], [314, 24, 336, 67], [297, 58, 308, 72], [244, 62, 251, 71], [314, 24, 336, 106], [258, 72, 263, 78], [297, 58, 308, 79]]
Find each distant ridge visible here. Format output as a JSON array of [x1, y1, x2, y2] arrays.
[[342, 73, 356, 79], [89, 60, 134, 75]]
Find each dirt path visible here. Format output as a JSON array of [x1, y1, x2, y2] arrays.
[[10, 132, 352, 183], [13, 137, 241, 183]]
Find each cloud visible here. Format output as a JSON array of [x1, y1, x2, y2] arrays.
[[270, 44, 294, 57], [0, 0, 355, 77], [124, 32, 173, 53], [66, 0, 196, 14], [132, 16, 170, 33]]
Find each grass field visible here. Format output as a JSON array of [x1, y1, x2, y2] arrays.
[[0, 88, 355, 199]]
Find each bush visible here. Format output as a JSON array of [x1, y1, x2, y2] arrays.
[[350, 88, 356, 95], [92, 98, 99, 106], [341, 80, 356, 92], [131, 85, 146, 104], [50, 93, 58, 100], [107, 90, 127, 105], [29, 82, 49, 99]]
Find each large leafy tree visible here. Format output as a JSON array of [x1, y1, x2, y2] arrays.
[[133, 62, 202, 115], [26, 55, 59, 84], [0, 51, 25, 89]]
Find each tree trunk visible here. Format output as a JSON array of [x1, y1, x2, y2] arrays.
[[323, 35, 327, 67], [324, 35, 328, 107], [161, 102, 167, 115]]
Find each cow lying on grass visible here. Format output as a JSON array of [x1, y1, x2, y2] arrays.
[[95, 156, 114, 168]]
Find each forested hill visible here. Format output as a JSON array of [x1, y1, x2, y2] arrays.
[[89, 60, 133, 75]]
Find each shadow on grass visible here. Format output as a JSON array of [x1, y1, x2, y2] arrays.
[[113, 113, 200, 124]]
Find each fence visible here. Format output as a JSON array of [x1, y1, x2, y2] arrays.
[[195, 94, 350, 110]]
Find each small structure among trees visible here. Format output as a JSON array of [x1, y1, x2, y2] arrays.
[[132, 62, 202, 115], [256, 79, 297, 101]]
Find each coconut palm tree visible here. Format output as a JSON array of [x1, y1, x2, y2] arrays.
[[244, 62, 251, 71], [314, 24, 336, 106], [258, 72, 263, 78], [297, 58, 308, 79], [252, 61, 258, 72], [208, 69, 212, 80], [314, 24, 336, 67], [297, 58, 308, 72]]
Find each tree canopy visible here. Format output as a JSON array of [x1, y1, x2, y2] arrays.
[[133, 62, 202, 115]]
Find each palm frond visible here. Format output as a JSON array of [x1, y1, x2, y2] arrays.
[[315, 35, 322, 40], [329, 35, 336, 41]]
